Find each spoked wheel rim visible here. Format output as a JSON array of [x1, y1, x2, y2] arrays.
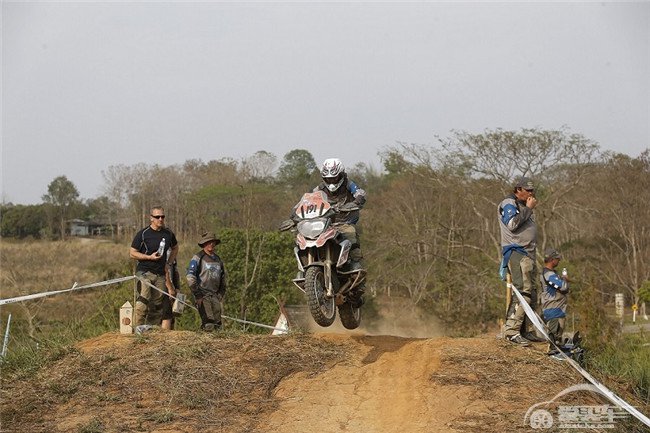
[[305, 267, 336, 327], [314, 271, 335, 319]]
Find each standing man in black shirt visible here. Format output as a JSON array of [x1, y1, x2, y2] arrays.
[[129, 206, 179, 326]]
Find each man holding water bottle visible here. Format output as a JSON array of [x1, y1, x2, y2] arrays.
[[540, 247, 570, 349], [129, 206, 179, 326]]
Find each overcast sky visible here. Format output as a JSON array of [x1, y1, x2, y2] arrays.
[[2, 1, 648, 205]]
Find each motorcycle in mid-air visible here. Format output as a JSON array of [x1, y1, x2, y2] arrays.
[[280, 190, 366, 329]]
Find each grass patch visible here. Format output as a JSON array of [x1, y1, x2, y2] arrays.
[[78, 417, 104, 433], [143, 409, 175, 424], [584, 332, 650, 404], [0, 337, 79, 380]]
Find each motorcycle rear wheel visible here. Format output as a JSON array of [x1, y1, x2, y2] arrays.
[[304, 267, 336, 327], [338, 301, 361, 329]]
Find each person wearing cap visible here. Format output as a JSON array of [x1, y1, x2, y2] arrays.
[[186, 232, 227, 331], [130, 206, 179, 327], [540, 247, 570, 350], [498, 176, 541, 346]]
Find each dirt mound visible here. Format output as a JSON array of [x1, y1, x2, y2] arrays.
[[1, 331, 646, 433]]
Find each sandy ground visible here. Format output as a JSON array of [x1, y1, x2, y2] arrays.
[[1, 331, 647, 433]]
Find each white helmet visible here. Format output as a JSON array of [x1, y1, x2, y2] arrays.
[[321, 158, 345, 192]]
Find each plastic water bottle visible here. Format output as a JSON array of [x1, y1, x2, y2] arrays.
[[156, 238, 166, 256], [562, 268, 568, 278]]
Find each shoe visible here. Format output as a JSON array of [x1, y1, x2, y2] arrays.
[[549, 353, 566, 361], [523, 332, 546, 343], [203, 323, 215, 332], [568, 331, 582, 346], [507, 334, 531, 346]]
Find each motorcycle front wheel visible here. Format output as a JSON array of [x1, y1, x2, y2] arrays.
[[304, 267, 336, 327]]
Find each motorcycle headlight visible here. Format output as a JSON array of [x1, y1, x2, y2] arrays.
[[297, 219, 328, 239]]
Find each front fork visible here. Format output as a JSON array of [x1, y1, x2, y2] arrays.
[[323, 246, 334, 297], [293, 246, 335, 297]]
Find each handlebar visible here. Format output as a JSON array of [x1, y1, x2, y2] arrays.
[[281, 202, 360, 230]]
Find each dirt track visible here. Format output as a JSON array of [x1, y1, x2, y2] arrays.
[[263, 335, 468, 433], [1, 331, 646, 433]]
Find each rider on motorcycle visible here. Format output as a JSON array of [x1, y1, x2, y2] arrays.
[[313, 158, 367, 306]]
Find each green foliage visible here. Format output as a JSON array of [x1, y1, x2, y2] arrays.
[[380, 150, 413, 176], [42, 175, 80, 206], [277, 149, 318, 183], [0, 204, 47, 238], [186, 184, 246, 228], [215, 228, 301, 332], [185, 182, 288, 231], [0, 333, 80, 379], [42, 175, 81, 239], [639, 281, 650, 303], [585, 333, 650, 403], [570, 282, 619, 347]]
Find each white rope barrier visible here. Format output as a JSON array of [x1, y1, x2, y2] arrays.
[[0, 274, 287, 333], [135, 275, 288, 332], [0, 276, 137, 306], [510, 282, 650, 428], [222, 314, 288, 332], [3, 271, 647, 424], [135, 275, 198, 311]]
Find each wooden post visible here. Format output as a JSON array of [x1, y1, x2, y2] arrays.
[[506, 273, 512, 318], [499, 273, 512, 333], [120, 301, 134, 334]]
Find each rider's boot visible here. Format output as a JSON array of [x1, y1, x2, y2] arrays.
[[348, 246, 364, 270], [349, 260, 363, 271]]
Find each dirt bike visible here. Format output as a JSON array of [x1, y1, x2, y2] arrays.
[[279, 190, 366, 329]]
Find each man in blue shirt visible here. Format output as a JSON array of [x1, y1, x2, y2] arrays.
[[541, 247, 570, 349], [498, 177, 541, 345]]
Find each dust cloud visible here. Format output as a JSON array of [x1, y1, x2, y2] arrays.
[[308, 296, 446, 338]]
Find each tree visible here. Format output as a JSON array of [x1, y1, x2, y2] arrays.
[[85, 196, 120, 238], [0, 204, 47, 238], [217, 228, 300, 331], [241, 150, 278, 182], [41, 176, 80, 239], [277, 149, 318, 184], [436, 127, 602, 255], [439, 126, 600, 183], [575, 152, 650, 306]]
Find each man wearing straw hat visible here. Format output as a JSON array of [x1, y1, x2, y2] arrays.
[[186, 232, 227, 331]]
